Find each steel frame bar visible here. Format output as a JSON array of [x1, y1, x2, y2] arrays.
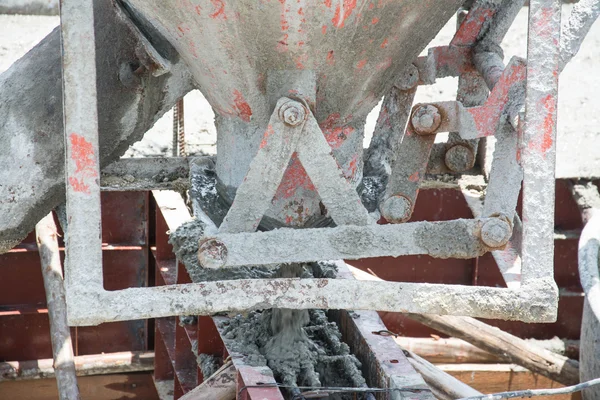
[[520, 0, 561, 286], [35, 213, 80, 400], [209, 218, 489, 267], [59, 0, 104, 304]]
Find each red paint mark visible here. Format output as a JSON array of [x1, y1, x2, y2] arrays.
[[325, 0, 332, 7], [320, 113, 355, 149], [322, 25, 327, 34], [195, 5, 202, 15], [356, 58, 367, 70], [277, 34, 289, 52], [326, 50, 335, 65], [451, 8, 495, 46], [375, 57, 392, 71], [380, 38, 388, 48], [296, 54, 308, 69], [298, 7, 304, 15], [408, 171, 419, 182], [540, 94, 556, 155], [233, 90, 252, 122], [371, 17, 379, 24], [259, 125, 275, 149], [68, 133, 98, 194], [332, 0, 357, 28], [209, 0, 227, 20], [275, 155, 316, 200], [369, 3, 374, 9]]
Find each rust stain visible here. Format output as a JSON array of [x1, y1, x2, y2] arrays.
[[233, 90, 252, 122]]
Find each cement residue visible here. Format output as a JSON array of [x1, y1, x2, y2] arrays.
[[220, 308, 366, 399], [197, 353, 219, 380], [169, 219, 279, 281]]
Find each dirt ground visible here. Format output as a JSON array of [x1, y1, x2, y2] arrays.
[[0, 5, 598, 175]]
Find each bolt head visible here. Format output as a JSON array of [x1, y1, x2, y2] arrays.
[[411, 104, 442, 135], [445, 144, 475, 172], [197, 238, 228, 269], [380, 195, 413, 224], [280, 103, 306, 126], [480, 218, 512, 248]]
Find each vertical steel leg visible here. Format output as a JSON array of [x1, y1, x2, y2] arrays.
[[521, 0, 561, 285], [60, 0, 104, 302], [36, 213, 81, 400]]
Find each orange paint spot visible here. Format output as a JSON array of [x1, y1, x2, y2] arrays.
[[326, 50, 335, 65], [259, 125, 275, 149], [375, 57, 392, 70], [371, 17, 379, 24], [325, 0, 332, 7], [541, 94, 556, 155], [296, 54, 308, 69], [408, 171, 419, 182], [322, 25, 327, 34], [368, 3, 374, 9], [298, 7, 304, 15], [233, 90, 252, 122], [209, 0, 227, 20], [68, 133, 98, 194], [332, 0, 357, 28], [380, 38, 389, 48], [356, 58, 367, 70]]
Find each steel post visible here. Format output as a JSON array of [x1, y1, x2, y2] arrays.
[[60, 0, 104, 303], [521, 0, 561, 288], [35, 213, 80, 400]]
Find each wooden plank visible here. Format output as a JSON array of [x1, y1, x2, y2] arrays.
[[0, 373, 159, 400], [0, 351, 154, 381], [180, 362, 235, 400], [394, 337, 580, 364], [438, 364, 580, 400]]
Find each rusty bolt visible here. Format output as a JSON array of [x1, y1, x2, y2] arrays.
[[480, 218, 512, 248], [445, 144, 475, 172], [380, 195, 413, 224], [279, 102, 306, 127], [411, 104, 442, 135], [197, 238, 228, 269]]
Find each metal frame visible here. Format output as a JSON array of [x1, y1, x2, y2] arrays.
[[61, 0, 562, 326]]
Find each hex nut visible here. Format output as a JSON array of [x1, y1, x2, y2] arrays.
[[279, 102, 306, 126], [480, 218, 512, 248], [197, 238, 228, 269], [411, 104, 442, 135], [380, 195, 413, 224], [445, 144, 475, 172]]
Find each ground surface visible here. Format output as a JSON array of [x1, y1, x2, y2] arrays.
[[0, 5, 598, 173]]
